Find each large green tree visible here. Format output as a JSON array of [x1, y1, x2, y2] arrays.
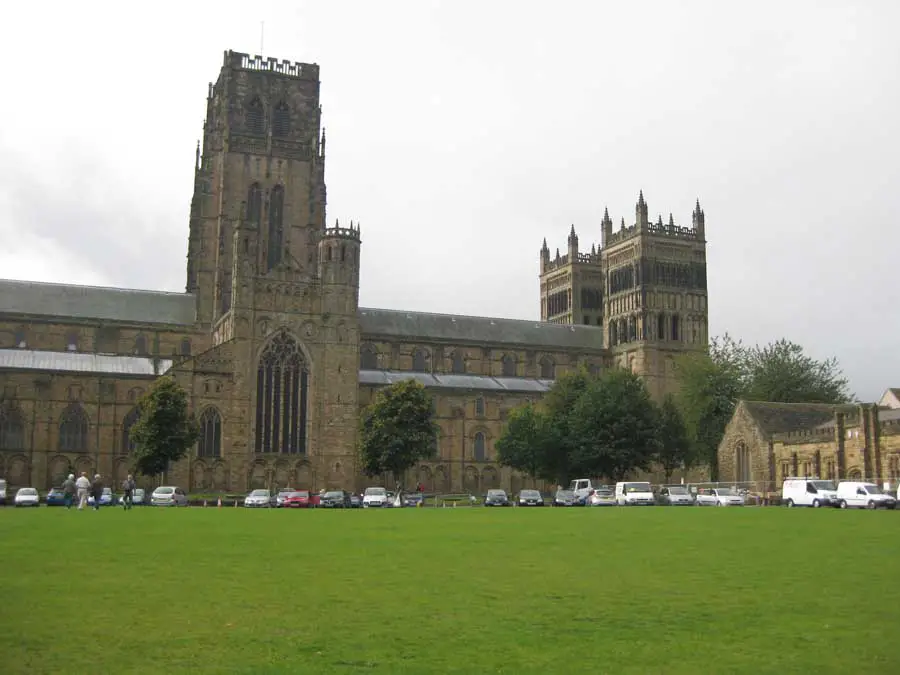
[[656, 395, 693, 483], [674, 334, 853, 478], [568, 368, 661, 481], [129, 376, 199, 479], [358, 379, 439, 482], [494, 403, 554, 483]]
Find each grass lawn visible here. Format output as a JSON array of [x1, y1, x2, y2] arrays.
[[1, 506, 898, 674]]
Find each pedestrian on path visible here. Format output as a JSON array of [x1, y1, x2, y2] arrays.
[[61, 473, 77, 509], [122, 474, 135, 510], [75, 472, 91, 510]]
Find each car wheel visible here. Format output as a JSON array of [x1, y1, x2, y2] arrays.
[[840, 499, 848, 509], [786, 499, 794, 508], [867, 500, 876, 510], [812, 499, 821, 508]]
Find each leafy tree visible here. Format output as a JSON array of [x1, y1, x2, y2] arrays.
[[743, 339, 853, 404], [657, 395, 692, 483], [568, 368, 661, 481], [359, 379, 439, 482], [539, 368, 593, 483], [495, 403, 554, 483], [129, 376, 199, 479]]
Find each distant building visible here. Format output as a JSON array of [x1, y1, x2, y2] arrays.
[[0, 51, 709, 493]]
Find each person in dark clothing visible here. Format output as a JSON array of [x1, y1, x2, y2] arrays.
[[91, 474, 104, 511], [61, 473, 77, 509], [121, 474, 136, 510]]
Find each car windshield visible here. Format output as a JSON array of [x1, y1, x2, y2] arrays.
[[102, 488, 112, 495], [487, 490, 506, 497], [324, 491, 343, 498], [668, 486, 688, 494], [862, 484, 883, 495], [19, 488, 37, 495], [557, 490, 575, 498], [290, 491, 309, 498], [624, 483, 651, 493], [365, 487, 386, 496], [156, 487, 174, 495], [250, 490, 269, 497], [278, 490, 293, 496], [134, 489, 144, 495], [716, 488, 734, 496], [520, 490, 540, 498], [811, 481, 836, 490]]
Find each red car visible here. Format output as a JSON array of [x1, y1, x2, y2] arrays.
[[282, 490, 320, 508]]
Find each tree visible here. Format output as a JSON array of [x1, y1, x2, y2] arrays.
[[129, 376, 199, 479], [540, 368, 593, 483], [358, 379, 438, 482], [657, 395, 692, 483], [674, 333, 854, 479], [495, 403, 554, 483], [568, 368, 661, 481]]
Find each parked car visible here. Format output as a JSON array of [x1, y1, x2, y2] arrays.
[[88, 487, 116, 507], [614, 481, 656, 506], [588, 487, 617, 506], [659, 485, 694, 506], [569, 478, 601, 503], [695, 487, 744, 507], [46, 487, 68, 506], [321, 490, 352, 508], [244, 489, 273, 508], [402, 493, 424, 507], [14, 487, 40, 507], [363, 486, 389, 508], [836, 481, 896, 509], [0, 478, 7, 505], [554, 489, 578, 507], [132, 488, 146, 505], [782, 478, 839, 508], [483, 489, 511, 507], [517, 489, 545, 507], [282, 490, 316, 508], [151, 486, 188, 506], [274, 489, 296, 507], [349, 494, 362, 508], [384, 491, 397, 508]]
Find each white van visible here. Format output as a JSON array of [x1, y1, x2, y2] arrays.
[[781, 477, 839, 508], [614, 481, 655, 506], [835, 481, 897, 510]]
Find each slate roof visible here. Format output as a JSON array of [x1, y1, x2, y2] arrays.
[[0, 348, 173, 377], [358, 307, 605, 350], [0, 278, 196, 326], [741, 401, 854, 437], [359, 370, 555, 393]]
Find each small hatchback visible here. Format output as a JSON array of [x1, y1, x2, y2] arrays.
[[151, 486, 188, 507]]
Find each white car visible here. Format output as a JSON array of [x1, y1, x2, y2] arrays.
[[244, 489, 273, 508], [836, 481, 897, 510], [782, 477, 839, 508], [151, 486, 188, 506], [695, 487, 744, 507], [14, 487, 40, 507], [363, 486, 388, 507], [588, 487, 616, 506]]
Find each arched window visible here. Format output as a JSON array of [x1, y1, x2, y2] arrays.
[[608, 323, 617, 347], [0, 402, 25, 450], [412, 348, 428, 373], [474, 432, 486, 461], [180, 338, 192, 356], [657, 314, 666, 341], [14, 329, 26, 348], [121, 407, 140, 455], [628, 316, 637, 341], [59, 403, 88, 452], [450, 350, 465, 374], [255, 331, 308, 454], [501, 354, 516, 377], [360, 344, 378, 370], [475, 397, 485, 417], [198, 407, 222, 458], [66, 333, 78, 352], [539, 356, 555, 379], [134, 335, 147, 355], [671, 314, 680, 341], [273, 102, 291, 137], [246, 97, 264, 134], [267, 185, 284, 271], [247, 183, 262, 225]]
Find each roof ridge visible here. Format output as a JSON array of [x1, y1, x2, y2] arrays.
[[0, 277, 189, 298], [358, 306, 603, 331]]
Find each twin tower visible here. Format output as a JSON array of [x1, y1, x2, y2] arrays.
[[539, 191, 709, 399]]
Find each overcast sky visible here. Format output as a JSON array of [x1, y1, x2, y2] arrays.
[[1, 0, 898, 400]]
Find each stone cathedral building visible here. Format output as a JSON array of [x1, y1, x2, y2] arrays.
[[0, 50, 709, 494]]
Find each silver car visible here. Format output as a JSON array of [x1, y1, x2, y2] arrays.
[[659, 485, 695, 506], [244, 489, 272, 508], [151, 486, 188, 506]]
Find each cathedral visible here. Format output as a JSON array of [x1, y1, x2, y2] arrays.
[[0, 50, 710, 494]]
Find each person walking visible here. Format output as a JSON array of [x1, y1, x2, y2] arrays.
[[75, 472, 91, 510], [91, 474, 104, 511], [121, 474, 135, 511], [61, 473, 77, 510]]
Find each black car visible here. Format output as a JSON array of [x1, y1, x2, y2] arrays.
[[553, 489, 578, 507], [517, 489, 544, 506], [320, 490, 351, 508], [483, 489, 511, 506]]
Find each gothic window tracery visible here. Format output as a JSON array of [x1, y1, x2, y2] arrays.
[[246, 97, 265, 134], [121, 407, 140, 455], [0, 402, 25, 450], [273, 102, 290, 137], [134, 335, 147, 355], [59, 403, 88, 453], [198, 408, 222, 458], [255, 332, 308, 455], [360, 344, 378, 370], [412, 348, 428, 373], [247, 183, 262, 225], [474, 432, 486, 461], [539, 356, 555, 379], [450, 350, 465, 374], [267, 185, 285, 270], [501, 354, 517, 377]]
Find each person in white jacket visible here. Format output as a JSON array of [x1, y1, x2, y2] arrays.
[[75, 472, 91, 510]]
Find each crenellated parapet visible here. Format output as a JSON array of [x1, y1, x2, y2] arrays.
[[226, 50, 319, 81]]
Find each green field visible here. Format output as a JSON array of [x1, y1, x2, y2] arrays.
[[1, 506, 898, 674]]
